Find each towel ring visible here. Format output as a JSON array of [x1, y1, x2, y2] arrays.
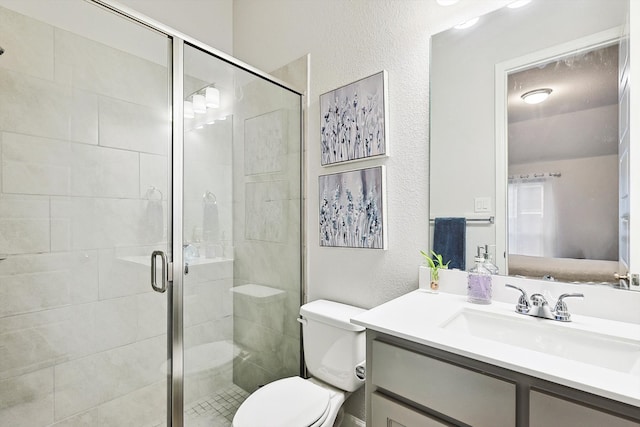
[[146, 186, 163, 201], [203, 191, 217, 204]]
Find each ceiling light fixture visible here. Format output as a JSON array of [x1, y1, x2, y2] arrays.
[[185, 84, 221, 119], [454, 17, 479, 29], [192, 94, 207, 114], [184, 101, 194, 119], [507, 0, 532, 8], [206, 86, 220, 108], [521, 88, 552, 104]]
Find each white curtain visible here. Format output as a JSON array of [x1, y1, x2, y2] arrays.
[[508, 177, 557, 257]]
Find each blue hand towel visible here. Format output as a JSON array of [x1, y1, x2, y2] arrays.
[[433, 217, 466, 270]]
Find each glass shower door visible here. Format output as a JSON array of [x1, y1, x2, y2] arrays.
[[181, 44, 302, 426], [0, 2, 172, 426]]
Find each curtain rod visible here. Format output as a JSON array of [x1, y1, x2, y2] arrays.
[[508, 172, 561, 180]]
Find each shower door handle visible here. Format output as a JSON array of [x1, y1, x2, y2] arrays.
[[151, 250, 168, 293]]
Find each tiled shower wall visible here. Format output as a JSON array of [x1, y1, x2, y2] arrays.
[[0, 5, 302, 425], [0, 5, 173, 426], [231, 58, 304, 392]]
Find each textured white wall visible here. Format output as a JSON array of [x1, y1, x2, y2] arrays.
[[233, 0, 434, 309], [231, 0, 513, 310], [231, 1, 516, 420]]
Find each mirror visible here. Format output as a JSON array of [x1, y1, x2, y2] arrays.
[[429, 0, 638, 289]]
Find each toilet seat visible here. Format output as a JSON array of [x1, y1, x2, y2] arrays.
[[233, 376, 331, 427]]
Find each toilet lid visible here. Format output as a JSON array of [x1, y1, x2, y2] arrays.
[[233, 377, 331, 427]]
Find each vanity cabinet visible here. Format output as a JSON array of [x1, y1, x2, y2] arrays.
[[370, 339, 515, 426], [366, 331, 640, 427], [371, 392, 451, 427], [529, 391, 639, 427]]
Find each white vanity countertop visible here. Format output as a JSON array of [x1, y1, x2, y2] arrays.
[[351, 290, 640, 407]]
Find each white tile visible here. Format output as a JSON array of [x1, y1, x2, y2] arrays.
[[0, 270, 72, 317], [0, 368, 54, 427], [54, 336, 166, 419], [270, 54, 308, 95], [2, 133, 136, 198], [0, 315, 70, 381], [140, 153, 168, 200], [182, 259, 234, 285], [184, 120, 233, 167], [2, 161, 69, 196], [51, 197, 160, 250], [92, 297, 138, 350], [50, 409, 99, 427], [50, 380, 166, 427], [136, 292, 167, 341], [69, 89, 99, 145], [99, 96, 168, 155], [244, 109, 288, 175], [2, 132, 71, 195], [0, 195, 50, 254], [98, 248, 152, 299], [94, 381, 166, 427], [0, 252, 98, 378], [183, 163, 232, 204], [54, 28, 168, 108], [184, 281, 224, 328], [0, 5, 54, 80], [70, 144, 139, 198], [0, 294, 147, 382], [184, 317, 233, 349], [244, 181, 289, 242], [0, 69, 98, 144]]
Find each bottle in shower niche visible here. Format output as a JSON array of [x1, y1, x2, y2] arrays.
[[467, 247, 492, 304]]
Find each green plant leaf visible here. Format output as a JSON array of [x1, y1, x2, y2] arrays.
[[420, 250, 437, 269]]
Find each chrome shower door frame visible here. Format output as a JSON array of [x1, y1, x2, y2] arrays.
[[87, 2, 305, 426]]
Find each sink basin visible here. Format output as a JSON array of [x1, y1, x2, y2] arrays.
[[440, 308, 640, 374]]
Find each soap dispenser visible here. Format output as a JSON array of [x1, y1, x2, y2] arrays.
[[482, 244, 499, 275], [467, 246, 492, 304]]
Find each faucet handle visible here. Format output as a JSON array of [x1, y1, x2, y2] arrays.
[[505, 284, 530, 314], [553, 293, 584, 322], [529, 293, 548, 307]]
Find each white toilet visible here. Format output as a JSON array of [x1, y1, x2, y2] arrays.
[[232, 299, 366, 427]]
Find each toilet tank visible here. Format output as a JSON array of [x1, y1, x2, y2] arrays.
[[299, 300, 366, 392]]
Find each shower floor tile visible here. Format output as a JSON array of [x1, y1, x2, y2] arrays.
[[184, 384, 250, 427]]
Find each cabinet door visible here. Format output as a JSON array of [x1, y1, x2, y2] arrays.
[[371, 393, 451, 427], [530, 391, 639, 427], [371, 340, 515, 427]]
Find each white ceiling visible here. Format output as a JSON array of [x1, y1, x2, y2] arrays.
[[507, 43, 619, 165]]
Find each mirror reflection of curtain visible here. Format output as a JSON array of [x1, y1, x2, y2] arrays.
[[508, 177, 557, 257]]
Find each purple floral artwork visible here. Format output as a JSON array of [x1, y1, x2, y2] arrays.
[[319, 166, 386, 249], [320, 71, 388, 166]]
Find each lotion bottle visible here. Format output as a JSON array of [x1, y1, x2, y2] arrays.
[[468, 246, 492, 304], [482, 244, 499, 275]]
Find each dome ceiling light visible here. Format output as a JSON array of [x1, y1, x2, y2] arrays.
[[521, 88, 552, 104]]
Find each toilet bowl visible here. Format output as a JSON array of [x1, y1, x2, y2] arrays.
[[232, 299, 366, 427], [232, 377, 345, 427]]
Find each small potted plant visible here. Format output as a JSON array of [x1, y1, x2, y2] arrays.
[[420, 250, 450, 292]]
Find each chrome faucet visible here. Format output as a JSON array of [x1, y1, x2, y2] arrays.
[[505, 284, 584, 322]]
